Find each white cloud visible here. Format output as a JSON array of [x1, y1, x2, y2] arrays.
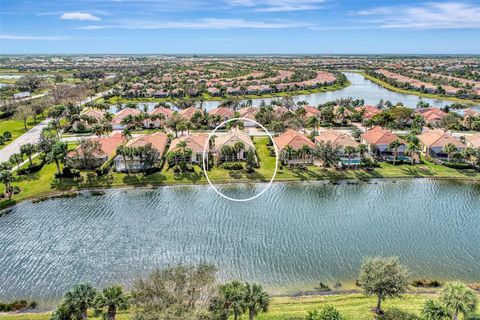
[[61, 12, 101, 21], [0, 34, 68, 40], [355, 2, 480, 30], [226, 0, 326, 12], [77, 18, 311, 30]]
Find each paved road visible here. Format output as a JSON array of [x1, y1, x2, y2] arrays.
[[0, 119, 50, 163], [0, 89, 112, 164]]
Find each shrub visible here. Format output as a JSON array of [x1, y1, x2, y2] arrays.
[[221, 163, 244, 170], [58, 167, 81, 178], [306, 305, 343, 320], [0, 300, 37, 312], [380, 308, 420, 320], [314, 282, 331, 292], [16, 162, 44, 175], [411, 279, 443, 288]]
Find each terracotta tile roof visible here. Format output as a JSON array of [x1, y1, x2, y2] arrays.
[[273, 106, 290, 115], [274, 129, 315, 151], [464, 108, 480, 117], [303, 105, 320, 117], [418, 129, 466, 148], [416, 108, 447, 123], [68, 133, 124, 158], [361, 126, 406, 145], [180, 107, 203, 120], [215, 129, 255, 150], [169, 133, 209, 154], [82, 109, 106, 121], [465, 133, 480, 148], [355, 105, 381, 119], [149, 107, 174, 118], [126, 132, 169, 157], [315, 130, 359, 148], [208, 107, 234, 118], [239, 106, 257, 117], [112, 108, 141, 125]]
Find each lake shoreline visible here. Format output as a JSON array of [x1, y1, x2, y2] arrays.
[[2, 174, 480, 211]]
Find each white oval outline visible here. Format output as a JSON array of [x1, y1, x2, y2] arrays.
[[202, 117, 279, 202]]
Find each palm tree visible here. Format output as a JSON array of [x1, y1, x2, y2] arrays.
[[388, 140, 402, 165], [344, 146, 357, 169], [440, 282, 478, 320], [9, 153, 23, 170], [244, 283, 269, 320], [63, 283, 97, 320], [284, 145, 294, 163], [219, 281, 247, 320], [443, 143, 457, 163], [299, 145, 311, 163], [0, 170, 14, 199], [47, 141, 68, 175], [20, 143, 36, 167], [357, 144, 368, 164], [95, 285, 130, 320], [405, 141, 421, 165], [421, 299, 450, 320], [306, 116, 320, 132], [233, 141, 245, 162], [121, 128, 132, 141]]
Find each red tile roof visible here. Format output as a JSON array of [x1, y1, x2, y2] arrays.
[[361, 126, 406, 145], [126, 132, 169, 157], [274, 129, 315, 151]]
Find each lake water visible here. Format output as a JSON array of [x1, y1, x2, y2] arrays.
[[111, 73, 480, 113], [1, 179, 479, 308]]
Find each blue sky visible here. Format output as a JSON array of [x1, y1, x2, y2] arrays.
[[0, 0, 479, 54]]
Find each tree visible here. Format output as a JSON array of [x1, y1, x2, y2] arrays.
[[20, 143, 36, 167], [0, 170, 14, 200], [233, 141, 245, 161], [46, 141, 68, 175], [440, 282, 478, 320], [131, 264, 216, 320], [95, 286, 130, 320], [314, 141, 340, 168], [245, 149, 257, 173], [62, 283, 97, 320], [421, 299, 450, 320], [210, 281, 247, 320], [3, 131, 12, 140], [306, 305, 343, 320], [358, 256, 409, 315], [357, 144, 368, 164], [121, 128, 132, 141], [167, 112, 183, 138], [405, 142, 421, 165], [73, 138, 102, 170], [388, 140, 402, 165], [344, 146, 357, 169], [9, 153, 23, 170], [244, 283, 269, 320], [443, 143, 458, 163], [15, 104, 34, 130]]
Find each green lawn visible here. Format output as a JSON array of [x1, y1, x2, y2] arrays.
[[0, 116, 45, 150], [1, 136, 480, 210], [2, 293, 479, 320]]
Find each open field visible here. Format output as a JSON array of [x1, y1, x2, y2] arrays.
[[0, 293, 459, 320], [360, 72, 480, 105], [1, 136, 480, 210]]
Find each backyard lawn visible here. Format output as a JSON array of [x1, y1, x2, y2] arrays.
[[0, 116, 45, 150]]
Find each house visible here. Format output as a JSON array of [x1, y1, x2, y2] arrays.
[[168, 133, 209, 164], [238, 106, 258, 127], [208, 107, 234, 122], [81, 109, 106, 123], [303, 105, 320, 118], [111, 108, 141, 130], [153, 90, 169, 98], [114, 132, 168, 172], [315, 130, 360, 165], [465, 133, 480, 149], [67, 133, 124, 169], [145, 107, 174, 128], [355, 105, 381, 120], [417, 129, 466, 160], [464, 108, 480, 118], [274, 129, 316, 165], [180, 107, 203, 121], [214, 129, 256, 162], [13, 91, 31, 99], [207, 87, 221, 96], [361, 126, 407, 160], [417, 108, 448, 127]]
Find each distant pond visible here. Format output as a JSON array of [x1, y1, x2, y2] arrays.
[[1, 179, 479, 309]]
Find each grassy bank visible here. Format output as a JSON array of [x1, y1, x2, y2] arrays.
[[360, 72, 480, 105], [0, 292, 458, 320], [1, 136, 480, 210], [100, 81, 351, 105]]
